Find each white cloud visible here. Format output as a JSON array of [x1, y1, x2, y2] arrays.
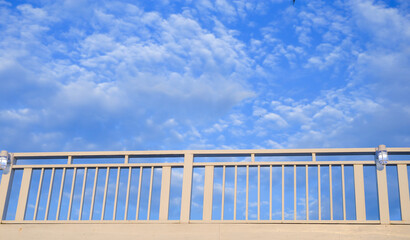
[[207, 0, 409, 150], [351, 0, 410, 45], [265, 139, 284, 149], [17, 4, 48, 21], [1, 0, 409, 152], [262, 113, 289, 128], [0, 2, 258, 151], [0, 108, 37, 124], [0, 0, 11, 6]]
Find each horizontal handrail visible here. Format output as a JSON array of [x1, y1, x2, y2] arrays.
[[9, 161, 410, 169], [10, 147, 410, 158]]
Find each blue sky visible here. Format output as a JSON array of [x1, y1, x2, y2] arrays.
[[1, 0, 409, 224], [1, 0, 410, 152]]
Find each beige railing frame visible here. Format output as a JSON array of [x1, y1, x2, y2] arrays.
[[0, 147, 409, 225]]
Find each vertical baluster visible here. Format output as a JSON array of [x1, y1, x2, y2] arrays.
[[246, 165, 249, 220], [67, 168, 77, 220], [281, 165, 284, 221], [221, 166, 225, 220], [342, 165, 346, 221], [234, 166, 237, 221], [78, 167, 87, 220], [124, 167, 132, 220], [56, 168, 66, 220], [269, 165, 272, 221], [89, 167, 98, 220], [33, 168, 44, 220], [147, 166, 154, 220], [101, 167, 109, 220], [306, 165, 309, 221], [258, 165, 260, 221], [113, 167, 121, 220], [318, 165, 321, 221], [294, 165, 296, 220], [45, 168, 55, 220], [136, 167, 143, 220], [329, 165, 333, 220]]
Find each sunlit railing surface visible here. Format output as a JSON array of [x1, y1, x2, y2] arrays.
[[0, 148, 409, 224]]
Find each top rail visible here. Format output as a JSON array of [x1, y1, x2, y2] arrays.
[[10, 147, 410, 158]]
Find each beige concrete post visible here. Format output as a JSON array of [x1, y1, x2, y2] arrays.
[[203, 166, 214, 221], [0, 169, 13, 221], [354, 164, 366, 221], [15, 168, 32, 221], [159, 166, 171, 221], [180, 153, 193, 223], [377, 167, 390, 224], [397, 164, 410, 222]]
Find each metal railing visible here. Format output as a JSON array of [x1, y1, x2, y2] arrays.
[[0, 148, 409, 224]]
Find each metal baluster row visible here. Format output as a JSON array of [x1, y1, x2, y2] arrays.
[[209, 164, 381, 222], [15, 166, 168, 221], [0, 160, 409, 224]]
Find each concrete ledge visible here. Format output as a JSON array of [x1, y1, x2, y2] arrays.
[[1, 223, 410, 240]]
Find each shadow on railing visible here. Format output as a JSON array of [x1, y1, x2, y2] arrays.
[[0, 148, 409, 224]]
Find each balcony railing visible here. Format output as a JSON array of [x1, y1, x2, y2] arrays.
[[0, 148, 409, 224]]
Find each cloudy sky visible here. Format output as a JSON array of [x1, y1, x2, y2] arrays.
[[1, 0, 410, 152]]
